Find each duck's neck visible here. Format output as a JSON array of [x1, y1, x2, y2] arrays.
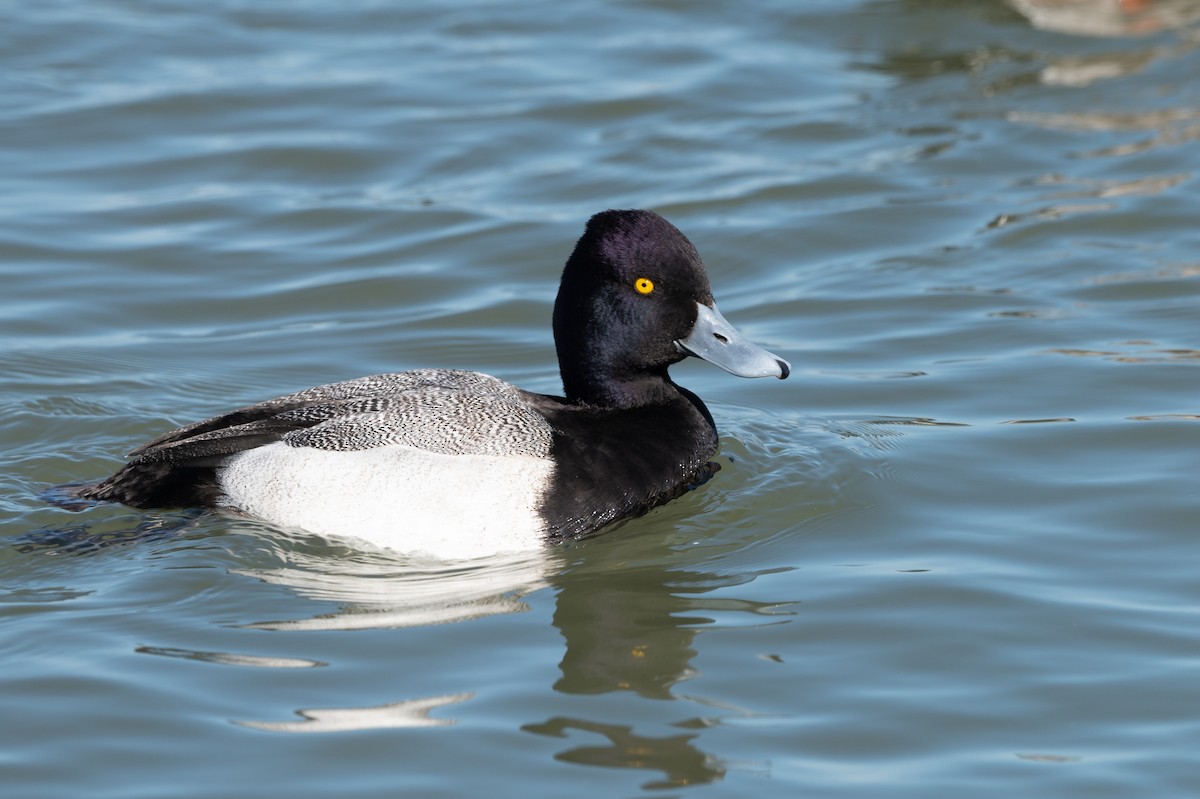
[[559, 363, 681, 410]]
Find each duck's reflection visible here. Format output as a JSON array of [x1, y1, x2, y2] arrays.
[[522, 550, 730, 789], [239, 542, 555, 631], [519, 532, 793, 789], [225, 541, 554, 731], [549, 566, 701, 699], [522, 716, 725, 790], [237, 524, 784, 785]]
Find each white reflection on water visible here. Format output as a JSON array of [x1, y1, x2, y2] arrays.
[[238, 693, 474, 733], [227, 544, 552, 733], [238, 544, 557, 631], [136, 646, 325, 669]]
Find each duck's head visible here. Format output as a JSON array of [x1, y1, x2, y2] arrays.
[[553, 209, 789, 408]]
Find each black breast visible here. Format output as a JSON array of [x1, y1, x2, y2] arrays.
[[532, 388, 720, 541]]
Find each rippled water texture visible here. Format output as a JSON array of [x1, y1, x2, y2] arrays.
[[2, 1, 1199, 797]]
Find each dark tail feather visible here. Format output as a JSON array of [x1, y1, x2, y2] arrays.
[[44, 461, 222, 511]]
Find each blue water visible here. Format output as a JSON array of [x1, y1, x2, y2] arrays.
[[3, 1, 1199, 796]]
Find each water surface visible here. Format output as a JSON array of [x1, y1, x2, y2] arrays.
[[3, 1, 1199, 797]]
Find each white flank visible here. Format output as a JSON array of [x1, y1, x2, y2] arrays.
[[217, 442, 555, 560]]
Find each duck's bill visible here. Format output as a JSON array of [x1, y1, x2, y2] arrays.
[[675, 302, 790, 379]]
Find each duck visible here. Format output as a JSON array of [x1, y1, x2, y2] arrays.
[[66, 209, 789, 559]]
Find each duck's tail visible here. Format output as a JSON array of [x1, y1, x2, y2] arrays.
[[44, 461, 221, 511]]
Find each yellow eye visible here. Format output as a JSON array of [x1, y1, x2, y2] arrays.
[[634, 277, 655, 295]]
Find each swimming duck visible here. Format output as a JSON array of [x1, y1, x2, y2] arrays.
[[68, 210, 789, 558]]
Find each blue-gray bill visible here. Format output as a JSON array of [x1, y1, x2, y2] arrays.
[[675, 302, 790, 380]]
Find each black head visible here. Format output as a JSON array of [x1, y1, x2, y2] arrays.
[[553, 210, 713, 407], [553, 209, 789, 409]]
